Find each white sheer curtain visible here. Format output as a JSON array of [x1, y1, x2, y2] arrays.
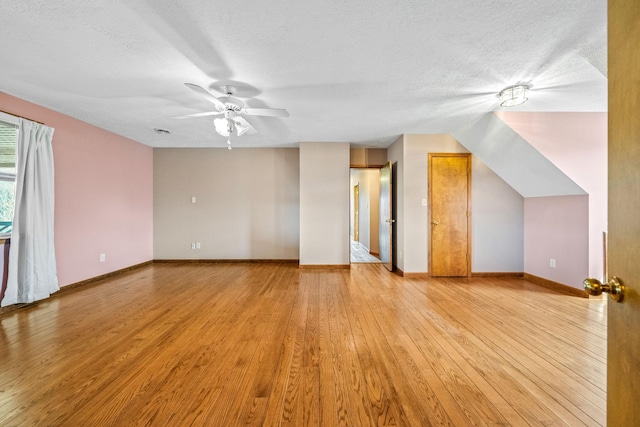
[[1, 119, 58, 306]]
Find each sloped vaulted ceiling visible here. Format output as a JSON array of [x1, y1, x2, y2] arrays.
[[453, 113, 587, 198]]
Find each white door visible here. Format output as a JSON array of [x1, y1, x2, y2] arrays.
[[379, 162, 393, 271]]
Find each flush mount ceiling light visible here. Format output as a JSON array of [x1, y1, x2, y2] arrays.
[[499, 84, 530, 107]]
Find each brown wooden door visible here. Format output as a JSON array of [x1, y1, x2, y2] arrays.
[[379, 161, 393, 271], [429, 153, 470, 277], [606, 1, 640, 424]]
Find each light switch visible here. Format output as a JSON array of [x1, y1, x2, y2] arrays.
[[421, 198, 427, 206], [191, 196, 196, 204]]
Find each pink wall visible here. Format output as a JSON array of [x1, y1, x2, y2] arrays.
[[524, 195, 589, 289], [497, 112, 607, 281], [0, 92, 153, 287]]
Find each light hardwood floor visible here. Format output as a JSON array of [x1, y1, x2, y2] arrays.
[[351, 240, 380, 263], [0, 263, 606, 426]]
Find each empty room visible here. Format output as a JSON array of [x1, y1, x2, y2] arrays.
[[0, 1, 638, 426]]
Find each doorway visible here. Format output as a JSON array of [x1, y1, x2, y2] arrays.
[[350, 168, 381, 263]]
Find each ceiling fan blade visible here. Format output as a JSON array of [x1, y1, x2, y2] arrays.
[[242, 108, 290, 118], [172, 111, 223, 119], [184, 83, 225, 110]]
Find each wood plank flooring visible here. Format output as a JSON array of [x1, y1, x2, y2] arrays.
[[0, 263, 606, 426]]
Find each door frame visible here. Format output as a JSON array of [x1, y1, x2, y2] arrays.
[[428, 153, 472, 277], [349, 167, 384, 265]]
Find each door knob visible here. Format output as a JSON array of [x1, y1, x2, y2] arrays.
[[385, 218, 396, 224], [583, 276, 625, 302], [431, 220, 439, 225]]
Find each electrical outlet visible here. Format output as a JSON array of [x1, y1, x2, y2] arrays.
[[191, 243, 196, 250], [100, 253, 106, 262], [550, 258, 556, 268]]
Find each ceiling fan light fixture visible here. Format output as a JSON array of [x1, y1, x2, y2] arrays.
[[181, 83, 288, 147], [235, 121, 249, 137], [214, 117, 231, 136], [499, 84, 529, 107], [214, 117, 249, 137]]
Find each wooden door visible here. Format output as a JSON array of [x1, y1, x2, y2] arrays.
[[429, 153, 470, 277], [379, 161, 393, 271], [606, 1, 640, 423], [353, 184, 359, 242]]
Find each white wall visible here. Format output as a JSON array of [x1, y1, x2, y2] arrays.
[[472, 157, 524, 272], [391, 134, 524, 274], [300, 142, 350, 265], [357, 175, 371, 251], [350, 170, 357, 240], [154, 148, 300, 260], [153, 137, 522, 272]]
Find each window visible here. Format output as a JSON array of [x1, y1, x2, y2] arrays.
[[0, 119, 17, 238]]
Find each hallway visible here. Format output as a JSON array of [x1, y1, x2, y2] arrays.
[[350, 239, 380, 263]]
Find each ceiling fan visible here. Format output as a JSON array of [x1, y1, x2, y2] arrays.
[[174, 83, 289, 149]]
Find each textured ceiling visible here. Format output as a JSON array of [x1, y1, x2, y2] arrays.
[[0, 1, 606, 148]]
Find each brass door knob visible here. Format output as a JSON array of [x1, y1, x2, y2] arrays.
[[431, 220, 439, 225], [583, 276, 625, 302]]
